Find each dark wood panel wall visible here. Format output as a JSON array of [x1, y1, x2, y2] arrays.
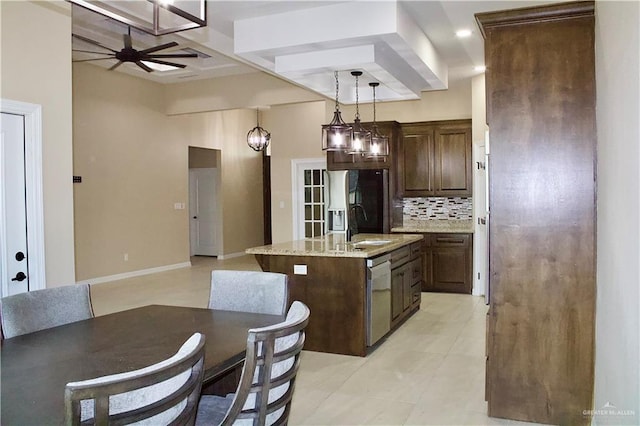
[[476, 2, 596, 425]]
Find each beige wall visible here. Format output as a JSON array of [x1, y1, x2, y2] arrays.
[[0, 1, 76, 287], [164, 72, 323, 115], [336, 78, 472, 124], [594, 1, 640, 423], [73, 63, 264, 279], [263, 101, 327, 243], [73, 63, 190, 279], [169, 109, 264, 256]]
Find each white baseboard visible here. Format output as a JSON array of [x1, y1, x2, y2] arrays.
[[217, 251, 249, 260], [77, 262, 192, 286]]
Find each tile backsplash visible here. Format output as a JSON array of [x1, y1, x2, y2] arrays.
[[403, 197, 473, 221]]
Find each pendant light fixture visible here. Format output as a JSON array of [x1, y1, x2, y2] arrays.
[[247, 109, 270, 152], [367, 82, 389, 157], [322, 71, 353, 151], [347, 71, 372, 155]]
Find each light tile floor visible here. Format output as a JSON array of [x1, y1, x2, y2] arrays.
[[89, 255, 540, 425]]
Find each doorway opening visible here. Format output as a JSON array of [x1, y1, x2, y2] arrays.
[[188, 147, 221, 258]]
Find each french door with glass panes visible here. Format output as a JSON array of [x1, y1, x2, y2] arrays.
[[293, 160, 326, 240]]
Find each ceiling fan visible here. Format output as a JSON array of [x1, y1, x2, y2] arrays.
[[72, 27, 197, 72]]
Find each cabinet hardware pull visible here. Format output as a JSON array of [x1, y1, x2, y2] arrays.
[[436, 238, 464, 244]]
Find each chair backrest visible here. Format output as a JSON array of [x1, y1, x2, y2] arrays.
[[220, 301, 310, 426], [65, 332, 206, 426], [208, 270, 288, 316], [0, 284, 94, 339]]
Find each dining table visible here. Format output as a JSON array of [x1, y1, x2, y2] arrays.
[[0, 304, 282, 425]]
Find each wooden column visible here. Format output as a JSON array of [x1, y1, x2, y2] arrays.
[[476, 2, 596, 425]]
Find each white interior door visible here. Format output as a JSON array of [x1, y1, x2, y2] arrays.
[[189, 168, 218, 256], [473, 142, 488, 298], [1, 112, 29, 295]]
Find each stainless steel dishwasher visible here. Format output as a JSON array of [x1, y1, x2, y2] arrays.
[[366, 254, 391, 346]]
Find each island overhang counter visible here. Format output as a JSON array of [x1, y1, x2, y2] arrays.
[[246, 233, 424, 357]]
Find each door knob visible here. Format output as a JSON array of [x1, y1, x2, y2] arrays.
[[15, 251, 25, 261], [193, 216, 197, 219], [11, 272, 27, 282]]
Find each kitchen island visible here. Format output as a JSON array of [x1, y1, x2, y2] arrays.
[[246, 233, 423, 356]]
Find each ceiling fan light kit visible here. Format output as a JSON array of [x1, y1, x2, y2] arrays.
[[322, 71, 353, 152], [68, 0, 206, 36]]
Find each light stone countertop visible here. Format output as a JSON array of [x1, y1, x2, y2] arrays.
[[245, 233, 424, 258], [391, 219, 474, 234]]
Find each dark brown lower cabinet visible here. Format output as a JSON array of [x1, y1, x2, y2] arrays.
[[419, 233, 473, 294], [391, 242, 422, 328]]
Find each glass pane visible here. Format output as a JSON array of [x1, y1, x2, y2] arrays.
[[305, 188, 311, 203], [313, 169, 320, 185], [314, 222, 322, 236], [305, 205, 312, 220], [305, 223, 312, 238], [313, 187, 321, 202], [313, 204, 321, 219], [304, 170, 311, 185]]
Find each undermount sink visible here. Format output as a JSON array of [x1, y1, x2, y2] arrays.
[[352, 240, 392, 247]]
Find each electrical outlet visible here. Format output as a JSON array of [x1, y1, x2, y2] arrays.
[[124, 253, 128, 261]]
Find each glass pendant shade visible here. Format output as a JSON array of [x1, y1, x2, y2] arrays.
[[322, 71, 353, 151], [247, 109, 270, 152], [322, 110, 353, 151], [347, 70, 371, 155], [247, 126, 270, 151], [367, 124, 390, 157], [348, 118, 372, 155]]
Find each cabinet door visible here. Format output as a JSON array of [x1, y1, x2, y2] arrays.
[[391, 267, 404, 320], [430, 234, 472, 294], [434, 127, 472, 196], [399, 125, 434, 196], [402, 262, 413, 311], [421, 236, 432, 292]]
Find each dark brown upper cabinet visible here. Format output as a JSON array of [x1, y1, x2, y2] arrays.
[[397, 119, 472, 198], [326, 121, 399, 171]]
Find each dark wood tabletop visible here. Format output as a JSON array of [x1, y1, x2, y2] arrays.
[[0, 304, 281, 425]]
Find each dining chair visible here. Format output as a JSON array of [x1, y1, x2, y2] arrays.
[[208, 270, 288, 316], [0, 284, 94, 339], [196, 301, 310, 426], [65, 332, 206, 426]]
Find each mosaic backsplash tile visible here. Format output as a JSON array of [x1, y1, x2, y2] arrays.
[[403, 197, 473, 221]]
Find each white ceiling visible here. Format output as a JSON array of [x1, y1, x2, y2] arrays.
[[71, 0, 555, 103]]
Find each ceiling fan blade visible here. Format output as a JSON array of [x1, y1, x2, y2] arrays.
[[139, 42, 178, 55], [73, 58, 118, 63], [73, 49, 116, 56], [146, 53, 198, 59], [123, 33, 132, 49], [72, 34, 118, 53], [136, 61, 154, 72], [142, 58, 188, 69], [109, 61, 123, 71]]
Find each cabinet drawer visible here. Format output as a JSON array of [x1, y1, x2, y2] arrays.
[[431, 233, 470, 247], [410, 241, 422, 257], [390, 246, 411, 266]]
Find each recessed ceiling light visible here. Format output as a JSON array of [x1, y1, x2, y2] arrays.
[[474, 65, 486, 72], [456, 29, 472, 38]]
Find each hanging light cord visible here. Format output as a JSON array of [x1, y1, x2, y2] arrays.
[[334, 71, 340, 112], [256, 108, 260, 126], [354, 74, 360, 120], [372, 84, 377, 123]]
